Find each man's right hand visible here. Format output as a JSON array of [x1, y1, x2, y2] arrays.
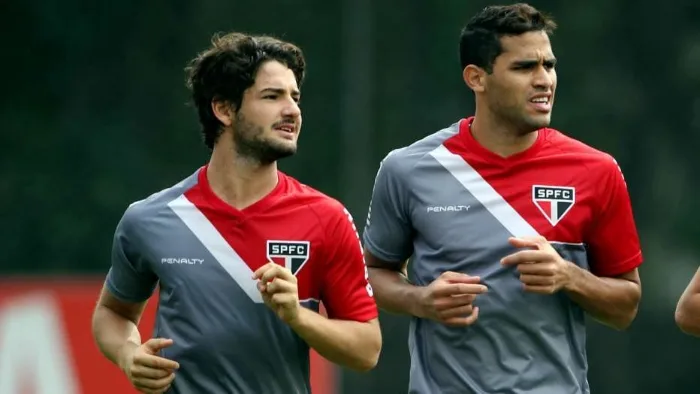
[[416, 271, 488, 326], [120, 338, 180, 394]]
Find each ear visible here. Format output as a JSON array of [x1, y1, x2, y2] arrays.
[[463, 64, 486, 93], [211, 99, 234, 127]]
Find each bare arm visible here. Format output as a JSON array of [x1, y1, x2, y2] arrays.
[[557, 158, 643, 330], [503, 237, 641, 331], [366, 251, 487, 325], [91, 284, 148, 370], [365, 252, 422, 316], [254, 261, 381, 372], [675, 267, 700, 336], [564, 266, 641, 330], [289, 311, 381, 371]]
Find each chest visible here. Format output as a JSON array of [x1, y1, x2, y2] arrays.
[[143, 204, 326, 302], [410, 156, 599, 256]]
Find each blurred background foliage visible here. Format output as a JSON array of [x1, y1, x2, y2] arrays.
[[2, 1, 699, 392]]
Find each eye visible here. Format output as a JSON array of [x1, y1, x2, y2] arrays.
[[512, 64, 533, 71], [263, 95, 277, 100]]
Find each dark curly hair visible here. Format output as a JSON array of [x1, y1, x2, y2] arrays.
[[459, 3, 557, 73], [185, 32, 306, 150]]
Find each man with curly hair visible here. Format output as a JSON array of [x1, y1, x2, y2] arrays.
[[92, 32, 381, 394]]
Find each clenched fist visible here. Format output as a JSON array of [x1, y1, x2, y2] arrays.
[[253, 262, 301, 324], [501, 236, 574, 294], [120, 338, 180, 394], [416, 271, 488, 326]]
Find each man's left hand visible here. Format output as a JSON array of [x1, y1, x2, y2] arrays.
[[500, 236, 574, 294], [253, 262, 301, 323]]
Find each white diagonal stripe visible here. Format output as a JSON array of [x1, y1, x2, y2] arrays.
[[168, 195, 263, 303], [429, 144, 539, 238]]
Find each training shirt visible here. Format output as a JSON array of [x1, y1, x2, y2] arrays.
[[363, 117, 642, 394], [106, 165, 377, 393]]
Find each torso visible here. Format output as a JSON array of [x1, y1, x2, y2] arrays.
[[366, 118, 640, 393], [118, 169, 339, 393]]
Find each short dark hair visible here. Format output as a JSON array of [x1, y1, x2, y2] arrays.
[[459, 3, 557, 73], [185, 32, 306, 150]]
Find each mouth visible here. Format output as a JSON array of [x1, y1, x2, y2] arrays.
[[529, 94, 553, 113], [272, 123, 297, 138]]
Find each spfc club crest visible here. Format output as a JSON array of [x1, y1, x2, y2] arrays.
[[266, 240, 310, 275], [532, 185, 575, 226]]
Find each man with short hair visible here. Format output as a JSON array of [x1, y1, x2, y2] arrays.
[[363, 4, 642, 393]]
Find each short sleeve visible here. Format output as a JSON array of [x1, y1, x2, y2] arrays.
[[319, 203, 378, 322], [586, 157, 643, 277], [105, 206, 158, 303], [361, 151, 414, 265]]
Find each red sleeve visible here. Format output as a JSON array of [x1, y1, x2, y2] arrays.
[[586, 157, 643, 277], [317, 201, 378, 322]]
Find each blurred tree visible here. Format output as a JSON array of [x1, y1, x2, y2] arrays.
[[1, 0, 698, 392]]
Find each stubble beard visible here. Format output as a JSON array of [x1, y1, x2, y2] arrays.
[[232, 112, 297, 165]]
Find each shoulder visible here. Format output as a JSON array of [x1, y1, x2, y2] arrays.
[[281, 174, 354, 227], [286, 175, 349, 216], [544, 128, 622, 175], [120, 168, 200, 230], [378, 120, 462, 180]]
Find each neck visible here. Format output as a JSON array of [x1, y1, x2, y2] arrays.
[[206, 139, 279, 210], [470, 109, 539, 158]]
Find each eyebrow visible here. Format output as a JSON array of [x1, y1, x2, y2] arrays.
[[260, 87, 300, 97], [511, 58, 557, 68]]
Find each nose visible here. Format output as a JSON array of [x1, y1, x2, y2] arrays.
[[282, 99, 301, 118], [533, 66, 554, 90]]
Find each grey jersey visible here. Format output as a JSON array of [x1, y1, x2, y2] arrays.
[[106, 166, 377, 393], [363, 118, 642, 394]]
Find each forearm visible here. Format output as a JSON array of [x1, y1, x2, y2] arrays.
[[675, 267, 700, 336], [367, 267, 423, 317], [675, 294, 700, 336], [288, 308, 381, 371], [564, 263, 641, 330], [91, 305, 142, 369]]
